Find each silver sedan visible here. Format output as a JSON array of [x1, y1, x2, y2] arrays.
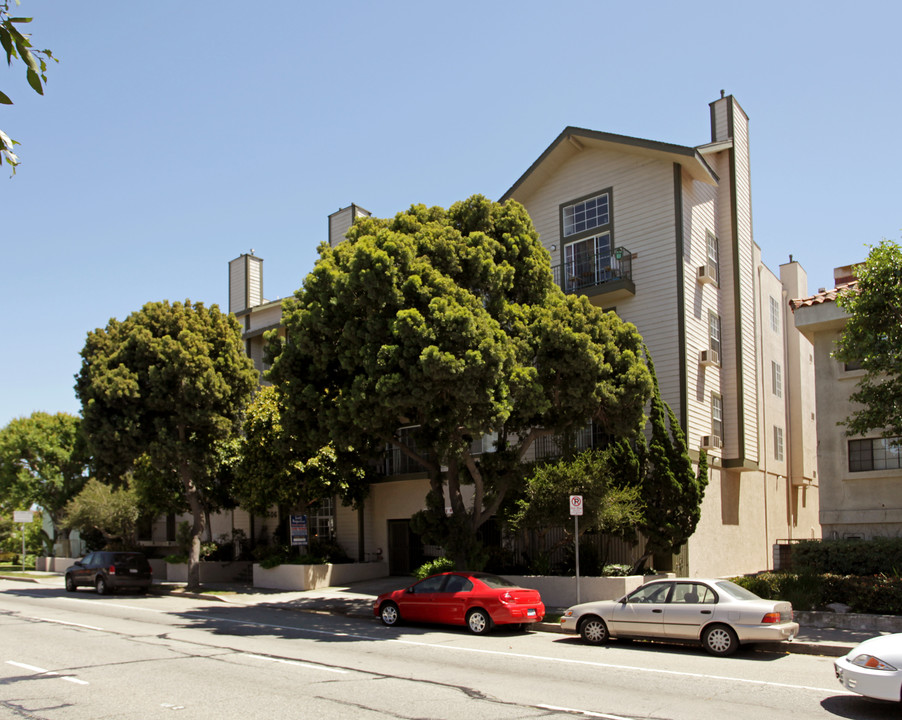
[[559, 578, 799, 656]]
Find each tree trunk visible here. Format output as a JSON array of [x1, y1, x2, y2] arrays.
[[185, 486, 205, 591]]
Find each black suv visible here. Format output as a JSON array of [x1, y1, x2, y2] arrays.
[[64, 551, 153, 595]]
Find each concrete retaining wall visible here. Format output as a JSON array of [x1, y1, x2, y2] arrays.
[[165, 561, 252, 583], [798, 610, 902, 633], [504, 575, 647, 608], [253, 561, 389, 591]]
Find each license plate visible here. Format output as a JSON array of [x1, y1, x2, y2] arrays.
[[129, 568, 138, 574], [527, 609, 536, 617]]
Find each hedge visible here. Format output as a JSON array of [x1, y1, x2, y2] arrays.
[[791, 537, 902, 576], [732, 571, 902, 614]]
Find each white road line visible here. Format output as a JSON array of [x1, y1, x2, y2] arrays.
[[7, 661, 49, 673], [196, 614, 844, 695], [243, 653, 349, 674], [61, 676, 90, 685], [34, 617, 103, 631], [538, 705, 632, 720], [62, 598, 167, 614], [5, 660, 89, 686]]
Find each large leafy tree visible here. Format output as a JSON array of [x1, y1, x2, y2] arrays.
[[834, 239, 902, 439], [268, 195, 653, 567], [633, 351, 709, 572], [0, 412, 89, 548], [75, 300, 258, 590], [1, 1, 57, 173], [234, 385, 371, 517], [62, 478, 141, 549]]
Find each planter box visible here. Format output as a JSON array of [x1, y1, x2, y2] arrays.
[[253, 561, 389, 591], [165, 561, 252, 583], [37, 556, 78, 572], [503, 574, 648, 608]]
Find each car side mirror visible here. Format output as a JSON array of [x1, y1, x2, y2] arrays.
[[406, 586, 415, 594], [74, 561, 83, 567]]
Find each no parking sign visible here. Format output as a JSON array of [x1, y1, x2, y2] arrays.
[[569, 495, 583, 516]]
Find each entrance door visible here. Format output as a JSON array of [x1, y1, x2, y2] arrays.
[[388, 520, 423, 575]]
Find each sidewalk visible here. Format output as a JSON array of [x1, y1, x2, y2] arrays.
[[1, 572, 884, 657]]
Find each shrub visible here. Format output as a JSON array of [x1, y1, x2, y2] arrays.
[[413, 556, 455, 580], [792, 538, 902, 575]]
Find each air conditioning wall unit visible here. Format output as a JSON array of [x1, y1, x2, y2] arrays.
[[700, 435, 722, 450], [697, 264, 717, 285], [699, 349, 719, 367]]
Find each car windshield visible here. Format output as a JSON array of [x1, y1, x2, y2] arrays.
[[714, 580, 761, 601], [475, 574, 517, 589]]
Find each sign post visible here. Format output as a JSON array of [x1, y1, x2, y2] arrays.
[[13, 510, 34, 572], [569, 495, 583, 605]]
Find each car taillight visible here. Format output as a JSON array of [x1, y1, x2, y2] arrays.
[[500, 592, 514, 604], [761, 612, 780, 624], [108, 565, 116, 575]]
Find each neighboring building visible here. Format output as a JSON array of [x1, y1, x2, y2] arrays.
[[229, 94, 821, 577], [792, 266, 902, 539]]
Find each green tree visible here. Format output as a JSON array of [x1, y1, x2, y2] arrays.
[[75, 300, 258, 590], [268, 195, 653, 568], [508, 444, 644, 566], [234, 385, 371, 517], [1, 1, 57, 173], [0, 412, 89, 550], [62, 478, 141, 548], [834, 239, 902, 439], [633, 351, 709, 572]]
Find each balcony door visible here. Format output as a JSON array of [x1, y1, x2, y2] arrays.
[[564, 232, 611, 292]]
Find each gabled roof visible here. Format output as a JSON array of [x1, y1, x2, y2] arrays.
[[500, 126, 719, 202]]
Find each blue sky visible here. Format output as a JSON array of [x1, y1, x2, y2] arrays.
[[2, 1, 900, 428]]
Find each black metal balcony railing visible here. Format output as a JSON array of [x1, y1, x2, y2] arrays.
[[552, 247, 632, 294]]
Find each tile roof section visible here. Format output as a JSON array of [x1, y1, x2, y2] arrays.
[[789, 281, 857, 311]]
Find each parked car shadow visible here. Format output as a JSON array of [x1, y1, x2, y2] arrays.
[[821, 694, 901, 718], [552, 634, 788, 661]]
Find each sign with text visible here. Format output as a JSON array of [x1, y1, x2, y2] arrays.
[[569, 495, 583, 516], [13, 510, 34, 523], [289, 515, 308, 546]]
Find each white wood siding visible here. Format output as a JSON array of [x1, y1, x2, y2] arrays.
[[510, 146, 683, 418], [681, 176, 721, 451]]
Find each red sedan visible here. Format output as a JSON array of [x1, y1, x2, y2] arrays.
[[374, 571, 545, 634]]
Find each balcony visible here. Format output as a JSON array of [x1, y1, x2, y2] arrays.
[[553, 247, 635, 304]]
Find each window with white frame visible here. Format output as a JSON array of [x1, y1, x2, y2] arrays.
[[563, 192, 610, 237], [308, 497, 335, 540], [769, 296, 781, 332], [849, 437, 902, 472], [712, 394, 723, 441], [708, 311, 722, 357], [705, 231, 720, 284], [772, 361, 782, 398], [774, 426, 784, 461]]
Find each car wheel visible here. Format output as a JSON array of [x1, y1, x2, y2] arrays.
[[466, 608, 492, 635], [702, 624, 739, 656], [578, 616, 609, 645], [380, 602, 401, 627], [95, 575, 109, 596], [65, 574, 76, 592]]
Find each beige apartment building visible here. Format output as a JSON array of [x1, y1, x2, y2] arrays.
[[792, 268, 902, 539], [228, 94, 822, 577]]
